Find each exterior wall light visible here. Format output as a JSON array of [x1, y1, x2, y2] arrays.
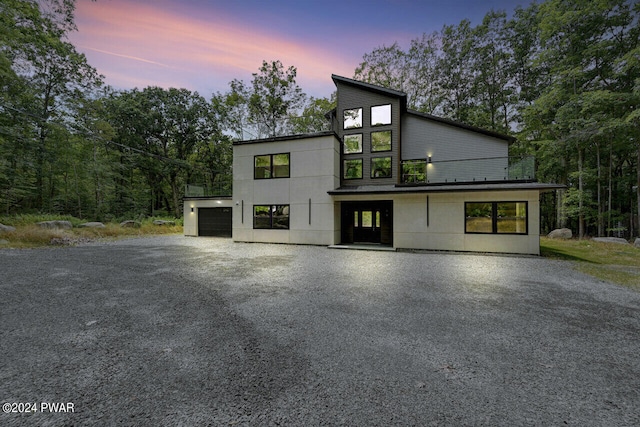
[[428, 155, 432, 164], [191, 207, 194, 213]]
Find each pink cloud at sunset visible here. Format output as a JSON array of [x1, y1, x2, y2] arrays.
[[69, 0, 358, 97]]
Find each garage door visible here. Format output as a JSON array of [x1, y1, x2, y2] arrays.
[[198, 207, 232, 237]]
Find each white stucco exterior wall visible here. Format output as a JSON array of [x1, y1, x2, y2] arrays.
[[183, 198, 234, 236], [232, 133, 341, 245]]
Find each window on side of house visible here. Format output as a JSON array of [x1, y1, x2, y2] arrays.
[[465, 202, 528, 234], [343, 134, 363, 154], [343, 108, 363, 129], [253, 205, 290, 229], [371, 130, 391, 152], [343, 159, 363, 179], [371, 157, 392, 178], [371, 104, 391, 126], [254, 153, 290, 179]]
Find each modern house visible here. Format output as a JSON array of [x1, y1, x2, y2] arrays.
[[184, 75, 562, 255]]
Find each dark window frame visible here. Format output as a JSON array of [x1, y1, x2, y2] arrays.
[[254, 153, 290, 180], [371, 130, 392, 152], [464, 201, 528, 235], [371, 156, 392, 179], [343, 107, 363, 129], [343, 158, 363, 180], [253, 204, 290, 229], [371, 104, 392, 126], [343, 133, 363, 154]]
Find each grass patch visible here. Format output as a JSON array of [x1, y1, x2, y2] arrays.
[[0, 215, 183, 248], [540, 237, 640, 290]]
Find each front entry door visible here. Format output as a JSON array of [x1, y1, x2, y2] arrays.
[[353, 209, 381, 243], [341, 201, 392, 245]]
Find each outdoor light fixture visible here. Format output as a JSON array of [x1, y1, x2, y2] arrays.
[[191, 207, 194, 213], [428, 155, 432, 164]]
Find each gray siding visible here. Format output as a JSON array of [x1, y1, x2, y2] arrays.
[[336, 81, 401, 186], [401, 114, 508, 161]]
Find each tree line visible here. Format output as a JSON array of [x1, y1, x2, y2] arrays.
[[1, 0, 639, 238]]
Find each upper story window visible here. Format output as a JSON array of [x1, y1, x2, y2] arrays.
[[343, 158, 363, 180], [371, 157, 392, 178], [343, 108, 362, 129], [371, 104, 391, 126], [254, 153, 290, 179], [343, 134, 363, 154], [371, 130, 391, 152]]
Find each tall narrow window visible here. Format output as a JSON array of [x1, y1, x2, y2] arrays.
[[343, 108, 363, 129], [254, 153, 290, 179], [371, 104, 391, 126]]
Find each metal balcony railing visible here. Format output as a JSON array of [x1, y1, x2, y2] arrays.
[[401, 156, 535, 185], [184, 180, 232, 198]]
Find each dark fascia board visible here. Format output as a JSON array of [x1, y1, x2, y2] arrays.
[[328, 182, 565, 195], [407, 109, 515, 143], [233, 130, 338, 146], [331, 75, 408, 107]]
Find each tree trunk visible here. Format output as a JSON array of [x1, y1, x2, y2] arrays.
[[637, 145, 640, 237], [578, 147, 585, 239], [597, 143, 603, 236]]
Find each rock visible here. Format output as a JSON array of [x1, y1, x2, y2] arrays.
[[120, 220, 141, 228], [0, 223, 16, 233], [592, 237, 629, 245], [152, 220, 175, 226], [37, 220, 72, 230], [635, 238, 640, 249], [0, 239, 9, 245], [547, 228, 572, 239], [79, 222, 105, 228]]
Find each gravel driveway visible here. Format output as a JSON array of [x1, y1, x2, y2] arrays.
[[1, 236, 639, 426]]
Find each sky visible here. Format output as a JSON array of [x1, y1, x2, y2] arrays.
[[68, 0, 528, 99]]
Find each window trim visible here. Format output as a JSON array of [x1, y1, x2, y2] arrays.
[[254, 153, 290, 180], [370, 156, 392, 179], [343, 107, 363, 130], [253, 204, 290, 230], [371, 130, 392, 152], [371, 104, 392, 126], [343, 158, 363, 180], [343, 133, 363, 154], [464, 201, 528, 235]]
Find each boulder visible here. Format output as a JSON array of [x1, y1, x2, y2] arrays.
[[152, 220, 175, 226], [0, 239, 8, 245], [37, 220, 72, 230], [120, 220, 141, 228], [79, 222, 105, 228], [634, 238, 640, 249], [547, 228, 572, 239], [0, 223, 16, 233], [592, 237, 629, 245]]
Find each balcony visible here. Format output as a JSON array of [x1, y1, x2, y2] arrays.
[[184, 180, 232, 198], [400, 156, 535, 185]]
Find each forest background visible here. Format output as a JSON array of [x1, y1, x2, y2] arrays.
[[1, 0, 639, 238]]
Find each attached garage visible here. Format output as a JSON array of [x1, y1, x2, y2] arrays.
[[198, 207, 232, 237], [183, 197, 233, 237]]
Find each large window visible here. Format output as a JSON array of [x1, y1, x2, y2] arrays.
[[343, 134, 363, 154], [371, 104, 391, 126], [371, 130, 391, 152], [343, 108, 363, 129], [254, 205, 290, 229], [343, 159, 363, 179], [371, 157, 392, 178], [465, 202, 528, 234], [254, 153, 290, 179]]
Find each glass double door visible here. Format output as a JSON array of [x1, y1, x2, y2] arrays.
[[341, 201, 392, 245]]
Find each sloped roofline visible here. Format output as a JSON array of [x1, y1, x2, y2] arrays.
[[331, 74, 515, 143]]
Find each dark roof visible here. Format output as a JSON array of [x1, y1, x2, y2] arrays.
[[407, 109, 515, 143], [331, 75, 408, 104], [328, 182, 564, 195], [233, 130, 337, 146]]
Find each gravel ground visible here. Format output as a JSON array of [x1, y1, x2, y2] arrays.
[[1, 235, 639, 426]]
